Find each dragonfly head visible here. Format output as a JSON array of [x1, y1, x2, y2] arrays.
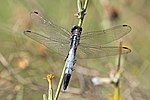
[[71, 25, 82, 35]]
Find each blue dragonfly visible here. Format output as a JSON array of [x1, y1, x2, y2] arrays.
[[24, 11, 131, 90]]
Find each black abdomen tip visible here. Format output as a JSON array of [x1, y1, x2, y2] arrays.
[[63, 74, 71, 90]]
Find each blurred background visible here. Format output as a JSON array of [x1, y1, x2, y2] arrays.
[[0, 0, 150, 100]]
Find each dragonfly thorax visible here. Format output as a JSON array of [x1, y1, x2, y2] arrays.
[[70, 25, 82, 41], [71, 25, 82, 35], [69, 26, 82, 49]]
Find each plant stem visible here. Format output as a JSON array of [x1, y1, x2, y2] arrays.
[[54, 62, 67, 100], [43, 94, 48, 100], [77, 0, 89, 27], [54, 1, 89, 100]]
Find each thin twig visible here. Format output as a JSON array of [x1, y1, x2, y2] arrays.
[[112, 42, 123, 100], [54, 62, 67, 100], [54, 0, 89, 100], [77, 0, 89, 27]]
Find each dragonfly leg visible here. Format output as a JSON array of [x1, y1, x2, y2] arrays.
[[64, 54, 69, 61], [73, 59, 76, 65]]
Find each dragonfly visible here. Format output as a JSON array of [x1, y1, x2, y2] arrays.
[[24, 11, 131, 90]]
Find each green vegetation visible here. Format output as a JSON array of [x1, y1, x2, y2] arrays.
[[0, 0, 150, 100]]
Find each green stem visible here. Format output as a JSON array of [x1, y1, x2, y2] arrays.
[[54, 62, 67, 100], [43, 94, 48, 100], [77, 0, 82, 13], [48, 88, 53, 100], [78, 18, 83, 27], [54, 1, 89, 100], [77, 0, 89, 27], [83, 0, 89, 11]]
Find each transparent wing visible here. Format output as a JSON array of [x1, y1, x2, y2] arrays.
[[30, 11, 70, 43], [76, 44, 131, 59], [24, 30, 70, 57], [80, 25, 131, 45]]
